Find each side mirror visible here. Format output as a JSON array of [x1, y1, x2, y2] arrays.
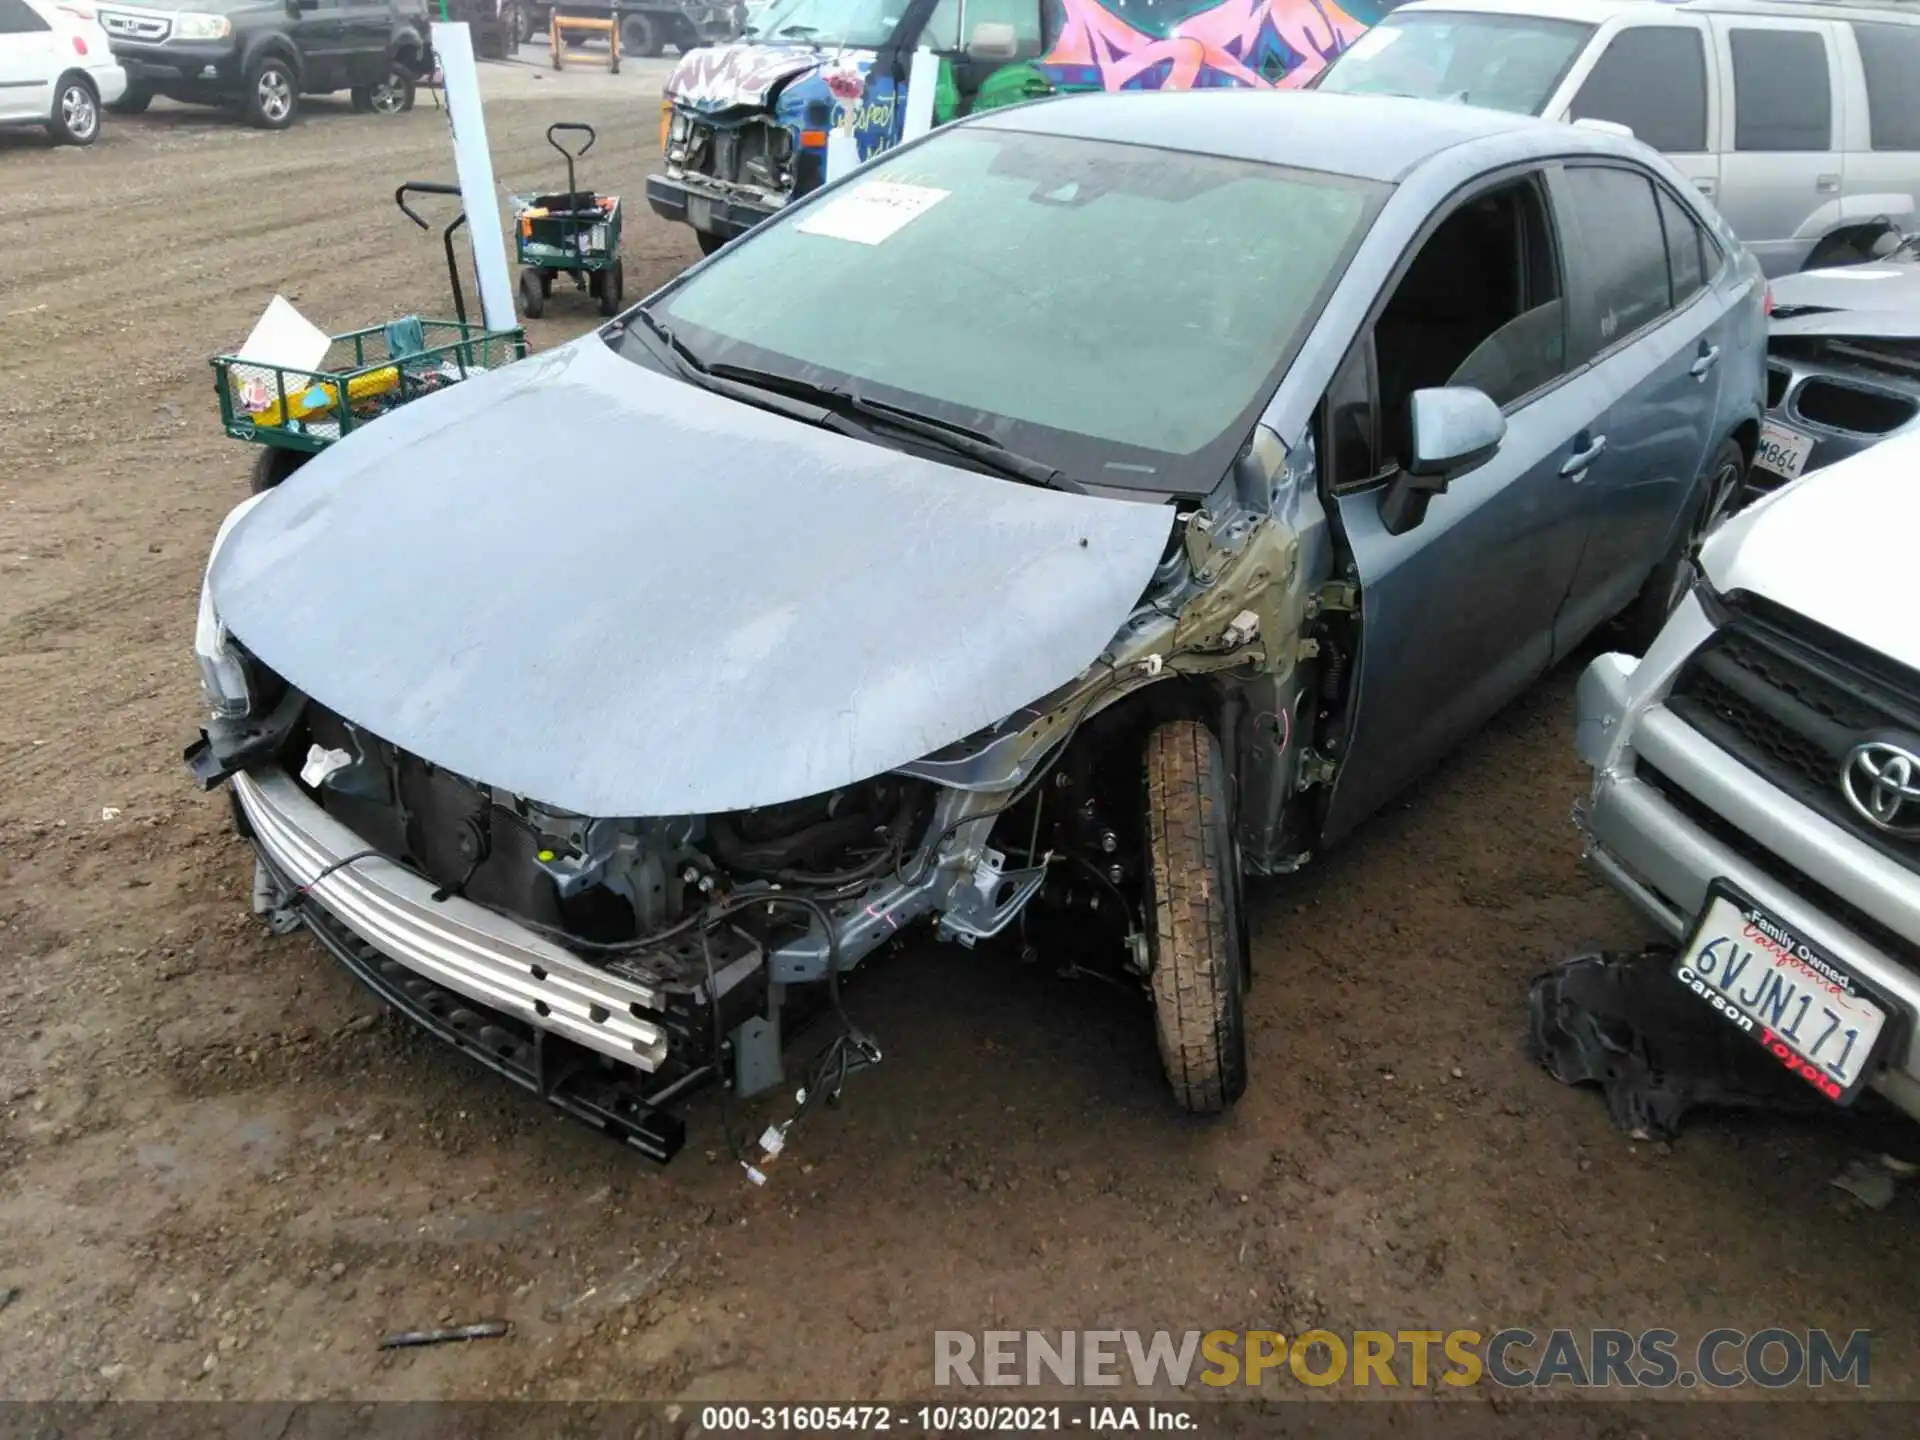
[[967, 21, 1019, 61], [1379, 386, 1504, 535]]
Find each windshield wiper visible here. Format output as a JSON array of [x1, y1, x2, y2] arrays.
[[707, 362, 1086, 494], [776, 23, 819, 35], [615, 320, 1085, 493], [620, 306, 708, 377], [614, 311, 875, 433]]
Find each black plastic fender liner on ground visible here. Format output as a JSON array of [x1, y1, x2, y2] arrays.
[[1525, 947, 1831, 1142]]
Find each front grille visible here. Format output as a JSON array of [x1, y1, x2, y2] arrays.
[[1666, 598, 1920, 874], [684, 118, 789, 190], [1638, 762, 1920, 974], [99, 8, 171, 40]]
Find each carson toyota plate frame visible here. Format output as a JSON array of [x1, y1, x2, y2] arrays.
[[1672, 880, 1900, 1105]]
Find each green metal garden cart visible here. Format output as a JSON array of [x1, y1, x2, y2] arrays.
[[210, 180, 529, 493], [512, 122, 625, 319]]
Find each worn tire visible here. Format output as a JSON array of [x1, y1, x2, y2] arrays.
[[249, 447, 308, 494], [1617, 437, 1745, 652], [695, 229, 726, 257], [1144, 718, 1248, 1114]]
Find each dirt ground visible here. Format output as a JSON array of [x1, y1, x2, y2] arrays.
[[2, 67, 1918, 1411]]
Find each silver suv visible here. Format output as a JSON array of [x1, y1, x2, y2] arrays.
[[1575, 427, 1920, 1117], [1316, 0, 1920, 277]]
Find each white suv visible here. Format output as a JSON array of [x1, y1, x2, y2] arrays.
[[0, 0, 126, 144], [1316, 0, 1920, 277], [1575, 427, 1920, 1119]]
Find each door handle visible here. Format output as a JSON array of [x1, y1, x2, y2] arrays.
[[1816, 172, 1840, 195], [1560, 435, 1607, 478], [1690, 344, 1721, 380]]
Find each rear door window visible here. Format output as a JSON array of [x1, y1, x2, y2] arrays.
[[1728, 28, 1832, 151], [1567, 26, 1709, 152], [1853, 21, 1920, 151], [1559, 166, 1674, 357], [1656, 187, 1712, 305]]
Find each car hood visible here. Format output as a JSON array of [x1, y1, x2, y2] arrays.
[[664, 42, 832, 110], [1700, 426, 1920, 671], [210, 335, 1176, 817], [1770, 257, 1920, 335]]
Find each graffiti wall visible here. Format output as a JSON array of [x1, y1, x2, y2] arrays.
[[1040, 0, 1369, 93], [660, 0, 1399, 182]]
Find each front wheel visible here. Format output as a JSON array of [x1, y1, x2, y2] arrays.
[[518, 267, 546, 319], [1617, 437, 1745, 652], [1143, 718, 1249, 1114], [243, 55, 298, 129], [48, 74, 99, 145]]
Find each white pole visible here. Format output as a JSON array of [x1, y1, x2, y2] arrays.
[[901, 47, 938, 143], [824, 129, 860, 183], [430, 22, 518, 332]]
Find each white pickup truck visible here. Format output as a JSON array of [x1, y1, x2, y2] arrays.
[[1575, 427, 1920, 1119]]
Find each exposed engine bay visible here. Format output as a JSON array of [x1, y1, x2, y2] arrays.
[[301, 702, 931, 948]]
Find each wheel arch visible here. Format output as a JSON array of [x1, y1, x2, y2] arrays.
[[241, 32, 303, 79], [1729, 416, 1759, 472], [391, 26, 429, 73]]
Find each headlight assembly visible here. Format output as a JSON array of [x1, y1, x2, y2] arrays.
[[170, 12, 232, 40], [194, 491, 269, 717]]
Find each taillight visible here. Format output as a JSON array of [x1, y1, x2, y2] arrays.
[[1762, 282, 1774, 317], [71, 34, 89, 55]]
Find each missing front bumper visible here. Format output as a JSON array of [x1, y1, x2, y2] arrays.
[[229, 766, 753, 1161], [235, 769, 672, 1071], [275, 854, 692, 1163]]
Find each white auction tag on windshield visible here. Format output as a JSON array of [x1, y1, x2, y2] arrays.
[[795, 181, 949, 245]]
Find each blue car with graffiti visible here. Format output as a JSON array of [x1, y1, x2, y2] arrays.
[[646, 0, 1402, 252]]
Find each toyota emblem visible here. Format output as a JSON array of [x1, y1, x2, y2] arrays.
[[1842, 737, 1920, 839]]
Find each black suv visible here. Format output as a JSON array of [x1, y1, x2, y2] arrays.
[[96, 0, 430, 128]]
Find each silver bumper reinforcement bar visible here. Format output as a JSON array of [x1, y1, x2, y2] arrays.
[[233, 767, 669, 1072]]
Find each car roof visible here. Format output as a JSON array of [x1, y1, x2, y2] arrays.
[[971, 88, 1641, 185], [1388, 0, 1920, 25]]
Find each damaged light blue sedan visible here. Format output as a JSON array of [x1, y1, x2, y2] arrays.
[[185, 90, 1767, 1161]]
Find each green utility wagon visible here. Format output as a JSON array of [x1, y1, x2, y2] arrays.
[[513, 123, 625, 319], [210, 181, 528, 493]]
